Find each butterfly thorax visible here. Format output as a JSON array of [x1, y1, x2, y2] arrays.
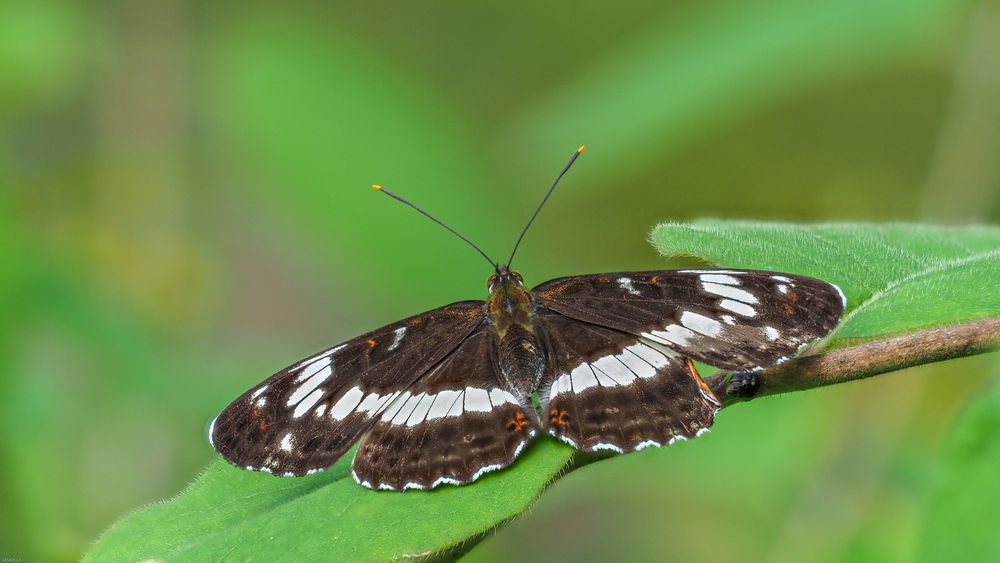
[[487, 269, 546, 397]]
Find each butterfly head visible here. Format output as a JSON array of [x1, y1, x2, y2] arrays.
[[487, 266, 532, 339], [487, 266, 524, 294]]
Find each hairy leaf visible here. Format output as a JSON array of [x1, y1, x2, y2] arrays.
[[652, 221, 1000, 345]]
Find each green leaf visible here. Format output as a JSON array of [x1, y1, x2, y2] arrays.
[[918, 364, 1000, 562], [89, 221, 1000, 560], [652, 221, 1000, 345], [84, 441, 573, 561]]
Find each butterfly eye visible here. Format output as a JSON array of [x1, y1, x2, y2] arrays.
[[487, 275, 497, 292]]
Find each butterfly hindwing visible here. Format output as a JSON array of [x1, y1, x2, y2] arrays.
[[351, 327, 538, 490], [538, 312, 720, 452], [533, 269, 845, 372], [210, 301, 485, 476]]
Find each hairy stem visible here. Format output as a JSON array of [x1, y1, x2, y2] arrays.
[[707, 316, 1000, 407]]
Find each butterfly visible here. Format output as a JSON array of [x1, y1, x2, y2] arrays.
[[210, 147, 846, 491]]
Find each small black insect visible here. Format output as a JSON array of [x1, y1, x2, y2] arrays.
[[210, 147, 846, 491]]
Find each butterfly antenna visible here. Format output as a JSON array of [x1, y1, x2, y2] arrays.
[[506, 146, 585, 268], [373, 184, 499, 270]]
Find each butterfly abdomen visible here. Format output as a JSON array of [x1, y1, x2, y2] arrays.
[[496, 323, 546, 397]]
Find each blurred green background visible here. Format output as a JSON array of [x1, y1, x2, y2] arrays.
[[3, 0, 1000, 561]]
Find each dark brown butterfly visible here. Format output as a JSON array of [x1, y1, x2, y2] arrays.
[[210, 148, 845, 490]]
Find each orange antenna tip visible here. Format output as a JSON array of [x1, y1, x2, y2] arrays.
[[372, 184, 383, 191], [577, 145, 586, 153]]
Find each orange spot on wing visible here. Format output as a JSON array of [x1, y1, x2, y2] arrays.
[[367, 338, 376, 348], [507, 411, 529, 432], [549, 408, 570, 426], [787, 291, 799, 302], [783, 303, 796, 316], [252, 408, 271, 431]]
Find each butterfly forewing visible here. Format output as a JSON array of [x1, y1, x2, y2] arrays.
[[351, 327, 538, 490], [210, 301, 485, 476], [533, 270, 845, 372], [537, 311, 720, 453]]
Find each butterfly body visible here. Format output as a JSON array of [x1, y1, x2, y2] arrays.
[[488, 267, 546, 397]]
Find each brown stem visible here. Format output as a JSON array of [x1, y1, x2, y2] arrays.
[[707, 316, 1000, 407]]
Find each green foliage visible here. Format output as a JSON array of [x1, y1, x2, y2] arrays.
[[87, 222, 1000, 561], [0, 2, 85, 112], [206, 15, 509, 307], [507, 0, 962, 187], [919, 365, 1000, 562]]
